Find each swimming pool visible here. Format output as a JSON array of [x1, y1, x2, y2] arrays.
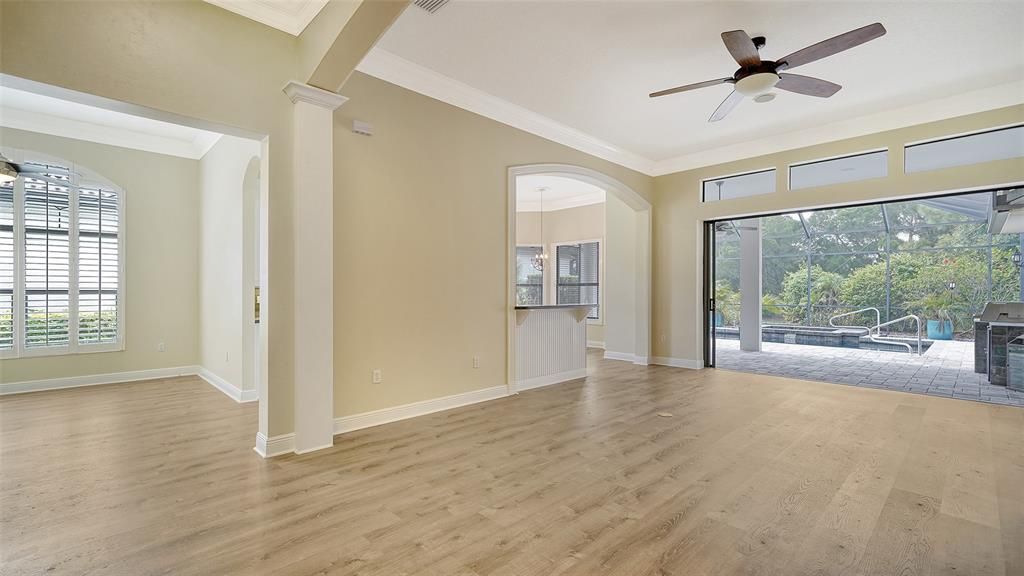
[[715, 325, 932, 354]]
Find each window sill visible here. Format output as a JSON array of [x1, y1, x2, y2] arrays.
[[1, 342, 124, 360]]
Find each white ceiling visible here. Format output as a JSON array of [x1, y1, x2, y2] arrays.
[[364, 1, 1024, 175], [204, 0, 330, 36], [0, 86, 222, 160], [516, 174, 605, 212]]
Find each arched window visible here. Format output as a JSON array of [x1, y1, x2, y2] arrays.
[[0, 157, 123, 358]]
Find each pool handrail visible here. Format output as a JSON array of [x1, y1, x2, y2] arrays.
[[828, 307, 881, 337], [829, 308, 923, 355], [868, 314, 923, 356]]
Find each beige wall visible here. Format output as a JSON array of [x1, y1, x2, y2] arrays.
[[604, 193, 637, 356], [516, 202, 605, 343], [652, 104, 1024, 365], [0, 127, 199, 383], [198, 135, 261, 391], [333, 72, 652, 417]]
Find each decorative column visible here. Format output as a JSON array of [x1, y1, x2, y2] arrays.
[[283, 81, 347, 454], [738, 218, 762, 352]]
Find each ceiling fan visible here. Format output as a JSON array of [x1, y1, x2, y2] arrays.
[[0, 154, 68, 183], [650, 23, 886, 122]]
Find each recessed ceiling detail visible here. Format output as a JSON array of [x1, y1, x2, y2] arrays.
[[204, 0, 329, 36], [0, 86, 223, 160]]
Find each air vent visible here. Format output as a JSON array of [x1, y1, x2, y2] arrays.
[[414, 0, 449, 14]]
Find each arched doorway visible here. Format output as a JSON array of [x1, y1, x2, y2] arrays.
[[507, 164, 652, 392]]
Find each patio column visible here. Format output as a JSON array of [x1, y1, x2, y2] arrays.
[[739, 218, 762, 352], [284, 81, 347, 454]]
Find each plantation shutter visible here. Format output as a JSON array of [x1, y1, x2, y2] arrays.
[[0, 179, 14, 350], [23, 168, 72, 348], [556, 241, 599, 319], [78, 187, 119, 344]]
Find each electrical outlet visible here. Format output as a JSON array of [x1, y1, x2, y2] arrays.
[[157, 342, 165, 352], [372, 369, 382, 384], [472, 356, 480, 369]]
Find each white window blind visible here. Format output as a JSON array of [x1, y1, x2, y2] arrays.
[[77, 187, 120, 344], [24, 169, 72, 348], [0, 179, 14, 351], [556, 242, 599, 319], [2, 159, 122, 358]]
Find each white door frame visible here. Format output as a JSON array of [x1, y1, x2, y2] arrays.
[[507, 164, 652, 394]]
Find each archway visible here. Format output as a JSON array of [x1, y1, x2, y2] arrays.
[[507, 164, 652, 392]]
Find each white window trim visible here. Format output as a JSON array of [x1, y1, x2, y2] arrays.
[[700, 167, 777, 204], [551, 238, 603, 323], [0, 153, 125, 360]]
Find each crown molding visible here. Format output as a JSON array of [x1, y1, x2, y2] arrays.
[[517, 193, 605, 213], [283, 81, 349, 110], [355, 48, 657, 176], [0, 105, 221, 160], [205, 0, 328, 36], [355, 49, 1024, 179]]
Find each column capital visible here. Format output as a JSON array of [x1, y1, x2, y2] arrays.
[[282, 80, 348, 110]]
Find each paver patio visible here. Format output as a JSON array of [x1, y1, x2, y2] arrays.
[[715, 337, 1024, 407]]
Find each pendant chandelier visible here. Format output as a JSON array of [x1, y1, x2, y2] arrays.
[[531, 185, 550, 271]]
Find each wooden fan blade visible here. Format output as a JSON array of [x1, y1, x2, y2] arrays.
[[777, 23, 886, 70], [721, 30, 761, 68], [776, 73, 842, 97], [709, 90, 744, 122], [649, 77, 733, 98]]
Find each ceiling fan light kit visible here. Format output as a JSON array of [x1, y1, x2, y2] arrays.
[[650, 22, 886, 122]]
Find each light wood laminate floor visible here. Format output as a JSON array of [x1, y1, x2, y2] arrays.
[[2, 351, 1022, 576]]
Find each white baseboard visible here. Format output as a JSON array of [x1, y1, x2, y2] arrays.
[[587, 340, 606, 349], [334, 385, 509, 435], [1, 363, 259, 404], [254, 431, 295, 458], [650, 356, 704, 369], [603, 350, 634, 363], [0, 365, 201, 396], [515, 368, 587, 392], [604, 350, 649, 365], [198, 368, 257, 404]]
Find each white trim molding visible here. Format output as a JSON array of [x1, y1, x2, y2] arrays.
[[649, 356, 704, 370], [356, 49, 655, 175], [334, 385, 509, 435], [205, 0, 329, 36], [355, 49, 1024, 178], [197, 368, 258, 404], [587, 340, 606, 349], [515, 368, 587, 392], [604, 351, 649, 366], [0, 365, 201, 395], [282, 81, 349, 110], [254, 432, 295, 458]]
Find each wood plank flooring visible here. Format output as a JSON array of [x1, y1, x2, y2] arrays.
[[2, 351, 1022, 575]]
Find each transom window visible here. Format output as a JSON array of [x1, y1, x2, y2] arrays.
[[0, 159, 123, 358]]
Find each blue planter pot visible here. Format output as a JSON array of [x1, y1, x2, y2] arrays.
[[927, 319, 953, 340], [714, 311, 724, 327]]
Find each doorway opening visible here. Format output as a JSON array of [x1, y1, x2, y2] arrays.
[[704, 187, 1024, 407], [508, 164, 651, 393]]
